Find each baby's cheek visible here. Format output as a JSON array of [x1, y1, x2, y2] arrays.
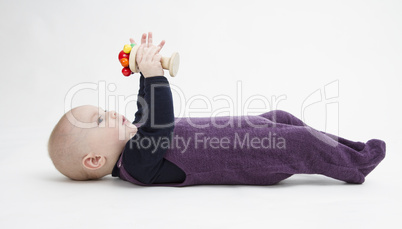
[[104, 126, 119, 138], [116, 126, 128, 140]]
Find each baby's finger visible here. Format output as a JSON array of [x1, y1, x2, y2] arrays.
[[144, 45, 159, 62], [157, 40, 165, 51], [147, 32, 153, 47], [150, 45, 161, 57], [137, 44, 145, 63], [141, 33, 146, 45], [153, 53, 162, 63], [129, 38, 136, 45]]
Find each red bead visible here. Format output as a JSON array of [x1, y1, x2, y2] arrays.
[[122, 67, 131, 76], [120, 58, 129, 67], [118, 50, 129, 60]]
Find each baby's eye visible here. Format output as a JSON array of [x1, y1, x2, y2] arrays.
[[97, 116, 103, 125]]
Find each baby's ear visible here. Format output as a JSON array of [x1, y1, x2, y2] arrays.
[[82, 153, 105, 170]]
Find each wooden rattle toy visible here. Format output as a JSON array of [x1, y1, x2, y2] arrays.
[[118, 43, 180, 77]]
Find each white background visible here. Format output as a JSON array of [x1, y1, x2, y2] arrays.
[[0, 0, 401, 228]]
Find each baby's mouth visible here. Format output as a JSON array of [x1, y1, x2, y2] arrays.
[[122, 116, 126, 125]]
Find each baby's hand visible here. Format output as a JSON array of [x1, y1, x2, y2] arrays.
[[132, 32, 166, 78]]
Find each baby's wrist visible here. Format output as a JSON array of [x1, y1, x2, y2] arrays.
[[142, 70, 164, 78]]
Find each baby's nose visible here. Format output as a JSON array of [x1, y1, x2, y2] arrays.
[[109, 111, 117, 119]]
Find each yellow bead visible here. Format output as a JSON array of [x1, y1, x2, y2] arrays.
[[123, 44, 132, 54]]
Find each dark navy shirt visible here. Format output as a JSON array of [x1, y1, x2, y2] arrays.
[[112, 74, 186, 184]]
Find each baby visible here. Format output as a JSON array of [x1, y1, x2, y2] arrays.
[[48, 32, 386, 186]]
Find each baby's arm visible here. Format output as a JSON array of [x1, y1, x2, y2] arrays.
[[131, 33, 165, 125], [123, 32, 175, 184], [135, 32, 174, 132]]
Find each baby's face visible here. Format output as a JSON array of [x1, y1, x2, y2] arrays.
[[68, 105, 138, 156]]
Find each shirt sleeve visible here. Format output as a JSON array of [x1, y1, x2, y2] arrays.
[[133, 73, 146, 125], [122, 76, 176, 184]]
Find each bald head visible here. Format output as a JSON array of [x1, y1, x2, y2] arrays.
[[48, 107, 93, 180], [48, 105, 137, 180]]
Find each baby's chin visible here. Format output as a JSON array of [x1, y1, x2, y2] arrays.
[[124, 122, 138, 139], [125, 122, 138, 131]]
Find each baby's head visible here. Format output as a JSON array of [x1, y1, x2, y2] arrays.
[[48, 105, 137, 180]]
